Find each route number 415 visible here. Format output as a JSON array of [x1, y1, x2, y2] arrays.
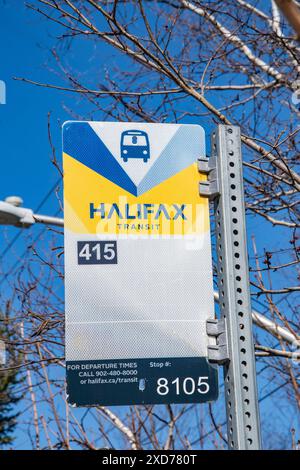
[[77, 241, 118, 265]]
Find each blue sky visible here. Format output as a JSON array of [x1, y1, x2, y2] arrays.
[[0, 1, 299, 449], [0, 2, 66, 208]]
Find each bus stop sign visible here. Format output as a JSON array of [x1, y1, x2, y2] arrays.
[[63, 121, 218, 406]]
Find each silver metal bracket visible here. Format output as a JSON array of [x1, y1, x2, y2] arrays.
[[206, 318, 229, 364], [198, 156, 220, 200]]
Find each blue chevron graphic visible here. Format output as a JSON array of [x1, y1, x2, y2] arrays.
[[63, 122, 137, 196]]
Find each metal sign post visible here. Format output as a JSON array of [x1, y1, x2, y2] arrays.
[[200, 125, 261, 450]]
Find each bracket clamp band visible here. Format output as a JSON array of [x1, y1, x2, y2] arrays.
[[198, 156, 220, 200], [206, 318, 229, 364]]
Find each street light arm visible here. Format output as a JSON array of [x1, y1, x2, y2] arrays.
[[0, 200, 35, 227], [0, 199, 64, 228], [33, 213, 64, 227]]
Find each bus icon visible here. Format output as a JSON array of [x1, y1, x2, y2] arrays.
[[120, 130, 150, 163]]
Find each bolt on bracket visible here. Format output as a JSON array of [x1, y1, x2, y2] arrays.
[[206, 318, 229, 364], [198, 156, 220, 200]]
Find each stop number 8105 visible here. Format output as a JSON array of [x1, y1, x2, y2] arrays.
[[156, 377, 210, 396]]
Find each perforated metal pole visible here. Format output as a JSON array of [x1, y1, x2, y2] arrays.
[[213, 125, 261, 450]]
